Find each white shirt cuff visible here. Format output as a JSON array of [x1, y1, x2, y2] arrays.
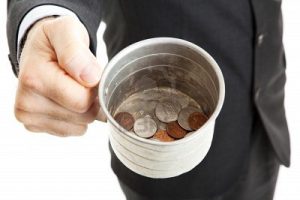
[[17, 5, 78, 61]]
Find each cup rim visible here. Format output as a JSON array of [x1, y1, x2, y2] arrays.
[[99, 37, 225, 146]]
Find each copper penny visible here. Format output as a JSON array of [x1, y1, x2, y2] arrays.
[[188, 112, 208, 130], [153, 130, 175, 142], [166, 121, 187, 139], [177, 106, 202, 131], [114, 112, 134, 131]]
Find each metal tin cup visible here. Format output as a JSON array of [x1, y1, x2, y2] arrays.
[[99, 38, 225, 178]]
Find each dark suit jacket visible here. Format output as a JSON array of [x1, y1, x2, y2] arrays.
[[7, 0, 290, 197]]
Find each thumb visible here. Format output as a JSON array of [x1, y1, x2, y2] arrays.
[[44, 16, 101, 87]]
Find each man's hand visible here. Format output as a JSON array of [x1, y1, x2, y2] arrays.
[[15, 16, 105, 137]]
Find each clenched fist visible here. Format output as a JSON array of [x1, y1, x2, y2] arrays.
[[15, 16, 106, 137]]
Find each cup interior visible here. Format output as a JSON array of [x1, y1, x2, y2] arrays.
[[100, 38, 224, 144]]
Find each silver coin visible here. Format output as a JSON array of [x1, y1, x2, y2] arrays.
[[178, 106, 203, 131], [155, 100, 181, 123], [157, 121, 167, 130], [133, 117, 157, 138], [160, 98, 182, 113], [153, 117, 167, 130], [177, 96, 190, 108], [151, 114, 167, 131]]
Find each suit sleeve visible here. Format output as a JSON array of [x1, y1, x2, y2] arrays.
[[7, 0, 103, 76]]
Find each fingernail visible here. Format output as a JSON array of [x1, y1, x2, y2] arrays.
[[80, 65, 101, 85]]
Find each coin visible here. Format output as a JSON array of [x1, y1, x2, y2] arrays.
[[151, 115, 167, 131], [155, 100, 181, 123], [188, 112, 208, 130], [157, 121, 167, 130], [177, 106, 202, 131], [153, 130, 175, 142], [176, 96, 187, 107], [114, 112, 135, 131], [160, 97, 182, 112], [134, 117, 157, 138], [166, 121, 187, 139]]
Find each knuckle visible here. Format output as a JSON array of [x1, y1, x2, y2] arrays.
[[15, 97, 27, 111], [19, 73, 41, 92], [14, 108, 25, 123], [24, 125, 42, 133], [72, 92, 93, 113], [15, 94, 33, 113], [14, 109, 33, 126], [73, 100, 91, 113]]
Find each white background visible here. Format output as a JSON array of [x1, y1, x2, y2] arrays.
[[0, 1, 299, 200]]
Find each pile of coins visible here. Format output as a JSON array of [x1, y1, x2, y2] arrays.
[[114, 98, 209, 142]]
